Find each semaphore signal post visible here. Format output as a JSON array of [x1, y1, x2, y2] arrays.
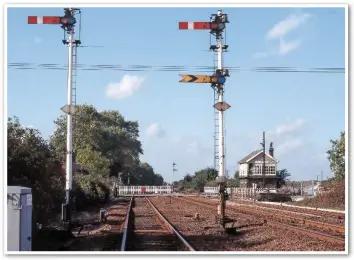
[[178, 10, 235, 231], [28, 8, 82, 228]]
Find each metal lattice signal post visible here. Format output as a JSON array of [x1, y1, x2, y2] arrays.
[[178, 10, 234, 230], [28, 8, 82, 225]]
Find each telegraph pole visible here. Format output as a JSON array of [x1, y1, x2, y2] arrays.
[[28, 8, 82, 226], [261, 131, 266, 188], [178, 10, 234, 231]]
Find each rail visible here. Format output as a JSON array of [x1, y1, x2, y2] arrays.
[[120, 196, 134, 251], [259, 201, 345, 214], [228, 203, 345, 234], [183, 196, 344, 233], [178, 196, 345, 245], [145, 196, 196, 251], [145, 197, 195, 251], [121, 196, 195, 251]]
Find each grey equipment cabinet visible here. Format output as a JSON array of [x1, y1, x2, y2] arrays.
[[7, 186, 32, 251]]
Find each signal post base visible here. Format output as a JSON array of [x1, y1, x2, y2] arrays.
[[215, 176, 236, 233], [214, 216, 237, 235]]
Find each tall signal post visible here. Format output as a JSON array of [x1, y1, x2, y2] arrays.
[[28, 8, 82, 226], [173, 162, 178, 175], [179, 10, 234, 230]]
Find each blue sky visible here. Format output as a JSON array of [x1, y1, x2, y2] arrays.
[[7, 7, 345, 183]]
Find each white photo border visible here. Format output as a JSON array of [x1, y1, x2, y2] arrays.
[[1, 0, 351, 259]]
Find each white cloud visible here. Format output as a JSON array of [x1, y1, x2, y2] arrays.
[[266, 13, 312, 40], [278, 38, 302, 55], [275, 118, 306, 135], [251, 118, 306, 144], [33, 36, 43, 44], [253, 13, 311, 58], [276, 138, 304, 156], [106, 75, 145, 100], [146, 123, 166, 138], [251, 119, 307, 158]]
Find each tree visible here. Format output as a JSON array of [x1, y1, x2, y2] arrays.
[[99, 110, 143, 173], [193, 167, 218, 191], [193, 176, 205, 192], [8, 106, 164, 229], [76, 145, 110, 177], [194, 167, 218, 181], [327, 132, 345, 180], [232, 170, 240, 187], [233, 170, 239, 179], [276, 169, 291, 180], [173, 167, 219, 192], [154, 174, 164, 185], [183, 174, 193, 182], [49, 104, 166, 207], [124, 162, 164, 185], [50, 105, 143, 175], [172, 179, 184, 191], [7, 117, 65, 224]]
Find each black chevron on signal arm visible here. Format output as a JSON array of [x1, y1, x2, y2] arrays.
[[187, 75, 198, 82]]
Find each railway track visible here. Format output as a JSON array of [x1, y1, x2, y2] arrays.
[[121, 196, 195, 251], [187, 196, 345, 233], [230, 198, 345, 222], [179, 196, 345, 246]]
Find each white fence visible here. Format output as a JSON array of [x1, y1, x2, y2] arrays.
[[230, 188, 276, 200], [116, 185, 173, 195], [204, 185, 323, 200], [204, 187, 278, 200]]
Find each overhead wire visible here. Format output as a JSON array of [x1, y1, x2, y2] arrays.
[[7, 62, 345, 73]]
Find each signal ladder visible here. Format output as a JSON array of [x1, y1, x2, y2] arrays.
[[71, 43, 78, 155], [212, 50, 227, 176], [212, 51, 219, 171]]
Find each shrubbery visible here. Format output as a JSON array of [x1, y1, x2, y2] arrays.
[[7, 105, 165, 228]]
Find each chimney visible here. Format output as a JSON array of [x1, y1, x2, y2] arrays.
[[269, 142, 274, 157]]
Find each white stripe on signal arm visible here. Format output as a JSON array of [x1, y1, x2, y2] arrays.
[[188, 22, 193, 30], [37, 16, 43, 24]]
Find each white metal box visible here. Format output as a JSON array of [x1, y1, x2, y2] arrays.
[[7, 186, 32, 251]]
